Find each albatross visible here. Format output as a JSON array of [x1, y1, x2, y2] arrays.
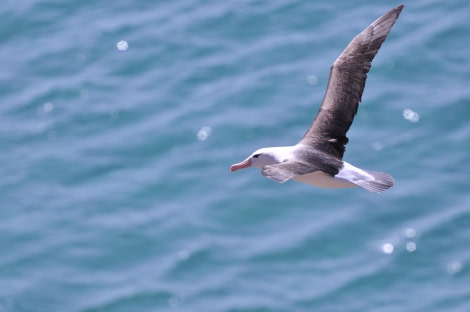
[[230, 5, 404, 193]]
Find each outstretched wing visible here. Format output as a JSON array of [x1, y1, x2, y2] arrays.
[[299, 5, 404, 159], [262, 161, 318, 183]]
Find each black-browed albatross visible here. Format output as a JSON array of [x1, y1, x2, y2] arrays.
[[230, 5, 404, 193]]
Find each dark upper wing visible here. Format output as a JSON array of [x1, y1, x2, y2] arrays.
[[299, 5, 404, 159]]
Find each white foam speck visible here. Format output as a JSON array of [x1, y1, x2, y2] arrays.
[[406, 241, 416, 252], [382, 243, 394, 254], [197, 126, 212, 141], [446, 261, 463, 275], [117, 40, 128, 51], [405, 228, 416, 238], [403, 109, 419, 122], [43, 102, 54, 113]]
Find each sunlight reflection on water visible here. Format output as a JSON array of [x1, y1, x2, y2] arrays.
[[403, 109, 419, 122]]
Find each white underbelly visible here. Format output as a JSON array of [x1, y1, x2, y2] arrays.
[[293, 171, 357, 189]]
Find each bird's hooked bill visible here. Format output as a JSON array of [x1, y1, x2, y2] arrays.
[[230, 158, 251, 172]]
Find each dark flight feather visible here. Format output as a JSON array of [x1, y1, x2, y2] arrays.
[[299, 5, 404, 159]]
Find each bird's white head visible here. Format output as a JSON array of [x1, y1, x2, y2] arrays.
[[230, 146, 295, 172]]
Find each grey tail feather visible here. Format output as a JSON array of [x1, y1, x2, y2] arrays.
[[353, 170, 394, 193]]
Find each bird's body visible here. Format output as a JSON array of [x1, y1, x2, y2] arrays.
[[293, 169, 357, 189], [230, 5, 404, 193]]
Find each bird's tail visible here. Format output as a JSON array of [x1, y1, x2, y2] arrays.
[[352, 170, 394, 193], [336, 162, 394, 193]]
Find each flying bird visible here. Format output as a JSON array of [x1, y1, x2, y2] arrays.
[[230, 5, 404, 193]]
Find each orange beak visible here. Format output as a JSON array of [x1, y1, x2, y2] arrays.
[[230, 158, 252, 172]]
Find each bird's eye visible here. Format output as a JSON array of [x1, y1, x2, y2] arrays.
[[253, 154, 260, 158]]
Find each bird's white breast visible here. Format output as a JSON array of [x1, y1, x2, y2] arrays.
[[293, 171, 357, 189]]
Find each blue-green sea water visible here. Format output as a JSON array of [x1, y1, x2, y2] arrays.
[[1, 1, 470, 311]]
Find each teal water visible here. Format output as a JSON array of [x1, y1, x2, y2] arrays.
[[1, 1, 470, 311]]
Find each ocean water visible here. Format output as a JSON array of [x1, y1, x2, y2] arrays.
[[1, 0, 470, 311]]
